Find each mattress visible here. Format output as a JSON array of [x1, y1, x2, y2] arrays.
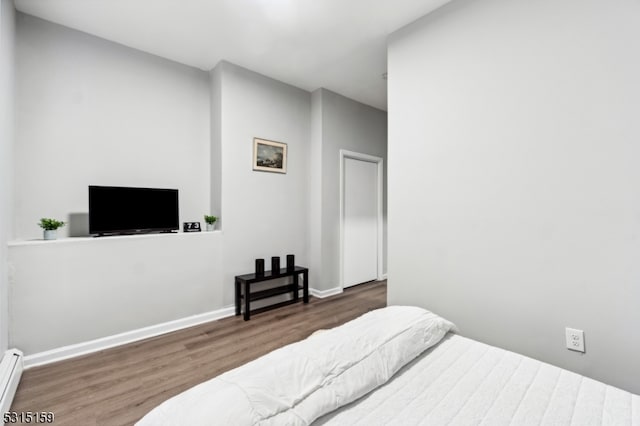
[[316, 333, 640, 425]]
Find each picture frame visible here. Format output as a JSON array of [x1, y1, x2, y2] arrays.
[[253, 138, 287, 174]]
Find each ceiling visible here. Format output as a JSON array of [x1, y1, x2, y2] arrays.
[[14, 0, 450, 111]]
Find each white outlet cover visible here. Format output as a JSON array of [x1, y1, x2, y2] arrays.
[[565, 327, 585, 353]]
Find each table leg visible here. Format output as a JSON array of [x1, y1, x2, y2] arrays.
[[293, 274, 299, 302], [244, 281, 251, 321], [235, 279, 241, 316], [303, 270, 309, 303]]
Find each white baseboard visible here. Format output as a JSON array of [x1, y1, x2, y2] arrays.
[[0, 349, 24, 414], [379, 274, 388, 280], [309, 286, 343, 299], [24, 306, 236, 369]]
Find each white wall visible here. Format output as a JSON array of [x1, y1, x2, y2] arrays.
[[215, 61, 311, 305], [8, 14, 386, 356], [9, 56, 315, 355], [10, 14, 218, 355], [0, 0, 15, 353], [209, 65, 222, 225], [9, 233, 223, 354], [388, 0, 640, 393], [310, 89, 387, 291], [14, 14, 211, 239], [308, 90, 324, 293]]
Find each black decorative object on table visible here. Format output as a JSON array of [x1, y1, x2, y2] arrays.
[[183, 222, 201, 232], [255, 258, 264, 275], [286, 254, 295, 271], [235, 265, 309, 321], [271, 256, 280, 272]]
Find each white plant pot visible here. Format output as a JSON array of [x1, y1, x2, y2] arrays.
[[206, 223, 215, 232], [43, 230, 57, 240]]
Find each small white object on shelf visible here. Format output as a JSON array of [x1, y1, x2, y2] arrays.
[[43, 230, 57, 240]]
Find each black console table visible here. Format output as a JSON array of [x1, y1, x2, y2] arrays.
[[235, 266, 309, 321]]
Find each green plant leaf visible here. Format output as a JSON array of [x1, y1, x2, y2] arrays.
[[204, 215, 218, 224], [38, 218, 66, 230]]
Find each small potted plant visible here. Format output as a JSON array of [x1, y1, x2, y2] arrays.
[[204, 215, 217, 231], [38, 218, 65, 240]]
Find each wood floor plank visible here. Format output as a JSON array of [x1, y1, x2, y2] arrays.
[[10, 281, 386, 425]]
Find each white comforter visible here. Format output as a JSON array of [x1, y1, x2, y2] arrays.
[[316, 333, 640, 425], [137, 306, 455, 425]]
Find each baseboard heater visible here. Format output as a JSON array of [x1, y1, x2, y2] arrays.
[[0, 349, 24, 415]]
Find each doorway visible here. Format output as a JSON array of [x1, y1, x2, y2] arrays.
[[340, 150, 383, 289]]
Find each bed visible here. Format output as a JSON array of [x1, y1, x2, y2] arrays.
[[137, 306, 639, 425]]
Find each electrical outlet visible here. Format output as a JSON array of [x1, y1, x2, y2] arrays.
[[565, 328, 585, 353]]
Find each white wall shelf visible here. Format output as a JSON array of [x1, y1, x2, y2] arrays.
[[8, 230, 221, 247]]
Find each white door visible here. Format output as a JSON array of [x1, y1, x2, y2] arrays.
[[343, 157, 378, 288]]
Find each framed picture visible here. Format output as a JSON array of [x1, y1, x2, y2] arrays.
[[253, 138, 287, 174]]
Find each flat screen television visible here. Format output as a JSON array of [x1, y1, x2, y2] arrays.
[[89, 185, 179, 236]]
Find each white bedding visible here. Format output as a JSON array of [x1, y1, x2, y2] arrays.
[[138, 306, 639, 425], [316, 333, 640, 425], [137, 306, 455, 425]]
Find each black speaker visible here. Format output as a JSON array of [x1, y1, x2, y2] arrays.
[[271, 256, 280, 272], [286, 254, 295, 271], [255, 258, 264, 275]]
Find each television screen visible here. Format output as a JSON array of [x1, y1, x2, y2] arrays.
[[89, 186, 179, 236]]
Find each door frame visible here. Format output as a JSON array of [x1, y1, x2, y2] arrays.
[[339, 149, 384, 290]]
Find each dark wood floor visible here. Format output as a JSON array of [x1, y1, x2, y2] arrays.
[[10, 281, 386, 425]]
